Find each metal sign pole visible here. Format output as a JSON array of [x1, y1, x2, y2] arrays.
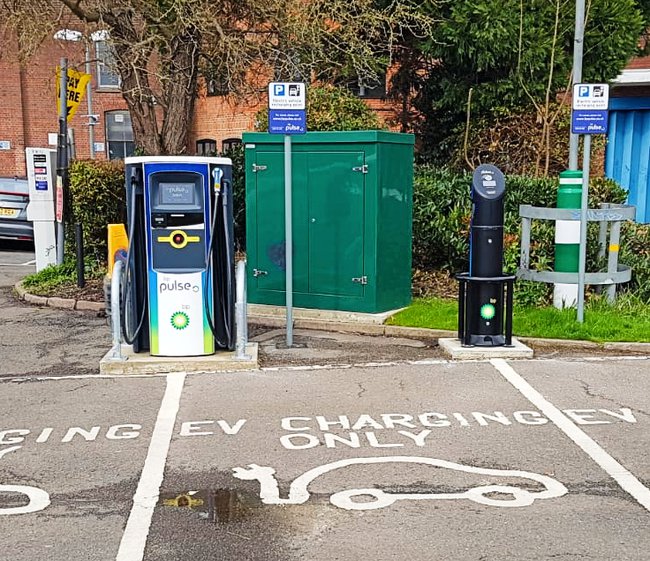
[[85, 43, 95, 159], [577, 134, 591, 323], [568, 0, 586, 170], [56, 58, 68, 266], [284, 134, 293, 347]]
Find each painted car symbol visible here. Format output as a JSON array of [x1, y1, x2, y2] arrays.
[[233, 456, 568, 511]]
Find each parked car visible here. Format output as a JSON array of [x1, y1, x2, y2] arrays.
[[0, 177, 32, 241]]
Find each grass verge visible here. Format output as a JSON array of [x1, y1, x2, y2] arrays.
[[387, 294, 650, 343]]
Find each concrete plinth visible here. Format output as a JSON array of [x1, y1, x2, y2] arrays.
[[99, 343, 259, 375], [438, 337, 533, 360]]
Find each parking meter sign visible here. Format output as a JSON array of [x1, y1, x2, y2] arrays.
[[571, 83, 609, 135], [268, 82, 306, 110]]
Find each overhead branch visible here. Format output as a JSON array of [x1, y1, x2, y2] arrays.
[[57, 0, 101, 23]]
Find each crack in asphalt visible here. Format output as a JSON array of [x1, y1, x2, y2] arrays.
[[578, 379, 650, 418]]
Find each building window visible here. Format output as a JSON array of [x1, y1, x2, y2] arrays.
[[106, 111, 135, 160], [95, 40, 120, 89], [204, 63, 231, 96], [337, 71, 387, 99], [196, 139, 217, 156], [221, 138, 242, 153]]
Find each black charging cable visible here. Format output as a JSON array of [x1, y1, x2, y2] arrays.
[[204, 176, 234, 349], [120, 173, 148, 345]]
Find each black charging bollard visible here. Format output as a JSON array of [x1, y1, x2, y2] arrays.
[[457, 164, 515, 347]]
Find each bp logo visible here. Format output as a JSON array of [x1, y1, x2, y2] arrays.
[[480, 303, 496, 320], [171, 311, 190, 330]]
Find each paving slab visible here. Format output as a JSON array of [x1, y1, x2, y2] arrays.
[[99, 343, 259, 375], [438, 337, 534, 359]]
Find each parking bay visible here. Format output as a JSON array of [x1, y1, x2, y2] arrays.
[[1, 358, 650, 560]]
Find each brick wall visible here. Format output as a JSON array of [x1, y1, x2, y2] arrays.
[[0, 34, 127, 178]]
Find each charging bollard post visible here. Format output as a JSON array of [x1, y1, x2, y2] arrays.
[[456, 164, 515, 347]]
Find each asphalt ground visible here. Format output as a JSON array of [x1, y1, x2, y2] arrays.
[[2, 242, 650, 561]]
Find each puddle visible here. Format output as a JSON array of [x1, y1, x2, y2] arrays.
[[160, 489, 256, 524]]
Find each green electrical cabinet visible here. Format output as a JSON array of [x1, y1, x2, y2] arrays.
[[244, 130, 414, 313]]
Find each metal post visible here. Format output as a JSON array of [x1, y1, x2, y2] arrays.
[[284, 134, 293, 347], [75, 223, 85, 288], [595, 203, 608, 296], [235, 260, 251, 360], [505, 279, 514, 346], [109, 260, 126, 361], [457, 277, 465, 340], [56, 58, 68, 265], [568, 0, 586, 170], [577, 134, 591, 322], [606, 219, 622, 303], [85, 43, 95, 159], [520, 216, 531, 271]]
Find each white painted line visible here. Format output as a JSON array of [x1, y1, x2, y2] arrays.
[[490, 358, 650, 512], [115, 372, 186, 561]]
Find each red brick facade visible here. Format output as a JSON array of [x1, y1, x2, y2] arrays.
[[1, 30, 407, 178], [0, 36, 128, 178]]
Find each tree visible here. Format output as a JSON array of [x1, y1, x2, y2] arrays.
[[400, 0, 647, 169], [0, 0, 432, 155], [254, 85, 387, 131]]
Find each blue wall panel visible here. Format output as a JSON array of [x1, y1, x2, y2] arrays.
[[606, 104, 650, 223]]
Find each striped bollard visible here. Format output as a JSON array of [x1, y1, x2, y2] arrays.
[[553, 170, 582, 308]]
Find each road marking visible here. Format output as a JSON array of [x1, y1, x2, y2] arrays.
[[115, 372, 186, 561], [491, 358, 650, 512], [233, 456, 567, 510], [0, 446, 51, 515]]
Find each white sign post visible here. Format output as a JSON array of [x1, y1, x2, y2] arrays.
[[268, 83, 307, 348], [571, 83, 609, 323]]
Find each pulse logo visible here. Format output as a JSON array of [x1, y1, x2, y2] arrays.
[[159, 280, 199, 293]]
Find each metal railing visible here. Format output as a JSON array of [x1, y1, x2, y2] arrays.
[[518, 203, 636, 302], [107, 259, 126, 362]]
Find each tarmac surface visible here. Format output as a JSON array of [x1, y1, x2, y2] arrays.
[[2, 241, 650, 561]]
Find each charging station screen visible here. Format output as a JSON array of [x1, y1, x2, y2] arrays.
[[159, 182, 195, 206]]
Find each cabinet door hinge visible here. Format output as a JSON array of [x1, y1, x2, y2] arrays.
[[252, 164, 268, 173], [352, 164, 368, 174], [352, 275, 368, 285]]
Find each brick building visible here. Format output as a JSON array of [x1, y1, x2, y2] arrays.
[[0, 31, 400, 179]]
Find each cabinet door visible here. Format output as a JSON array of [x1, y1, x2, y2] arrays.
[[307, 151, 365, 297], [253, 151, 308, 292]]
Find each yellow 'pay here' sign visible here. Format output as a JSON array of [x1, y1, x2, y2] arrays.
[[56, 66, 91, 122]]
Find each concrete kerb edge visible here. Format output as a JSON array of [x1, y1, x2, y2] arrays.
[[14, 281, 105, 313], [14, 281, 650, 353]]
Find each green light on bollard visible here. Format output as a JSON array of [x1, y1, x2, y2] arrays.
[[480, 303, 496, 320]]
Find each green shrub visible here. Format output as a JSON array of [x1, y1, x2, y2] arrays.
[[67, 159, 126, 264], [255, 85, 386, 132], [619, 222, 650, 302], [22, 258, 105, 295], [222, 143, 246, 252]]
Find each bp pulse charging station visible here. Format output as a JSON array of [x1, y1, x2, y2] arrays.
[[457, 164, 515, 347], [121, 156, 235, 357]]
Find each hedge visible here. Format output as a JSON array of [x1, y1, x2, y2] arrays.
[[412, 167, 649, 303]]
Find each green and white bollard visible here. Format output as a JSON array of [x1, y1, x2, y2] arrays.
[[554, 170, 582, 308]]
